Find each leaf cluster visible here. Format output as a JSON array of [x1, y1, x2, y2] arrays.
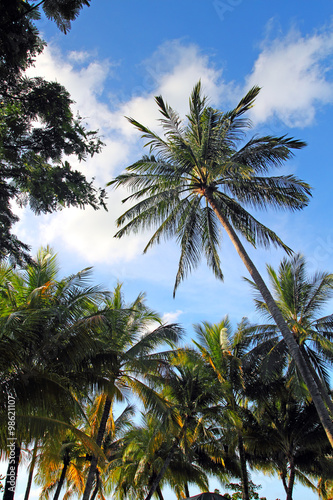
[[0, 0, 106, 264], [111, 81, 311, 295]]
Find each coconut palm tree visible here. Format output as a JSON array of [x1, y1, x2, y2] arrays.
[[111, 404, 231, 500], [109, 82, 333, 446], [193, 317, 256, 500], [35, 402, 134, 500], [245, 254, 333, 412], [138, 350, 227, 500], [246, 378, 332, 500], [0, 247, 108, 499], [81, 284, 183, 500], [109, 412, 207, 500], [23, 440, 39, 500]]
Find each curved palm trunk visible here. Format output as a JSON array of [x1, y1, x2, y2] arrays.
[[156, 484, 165, 500], [145, 424, 187, 500], [206, 193, 333, 447], [237, 433, 249, 500], [53, 450, 70, 500], [300, 345, 333, 417], [286, 458, 295, 500], [3, 443, 21, 500], [281, 472, 288, 495], [144, 440, 178, 500], [89, 470, 100, 500], [82, 396, 111, 500], [24, 441, 38, 500]]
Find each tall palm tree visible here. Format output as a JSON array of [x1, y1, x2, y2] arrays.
[[81, 284, 183, 500], [140, 350, 227, 500], [23, 440, 39, 500], [246, 378, 332, 500], [0, 247, 108, 499], [193, 317, 255, 500], [109, 412, 210, 500], [111, 403, 231, 500], [245, 254, 333, 412], [35, 403, 134, 500], [109, 82, 333, 446]]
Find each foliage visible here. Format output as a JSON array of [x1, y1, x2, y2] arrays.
[[246, 254, 333, 396], [193, 317, 257, 500], [123, 350, 229, 500], [22, 0, 92, 35], [0, 250, 333, 498], [0, 0, 106, 264], [245, 378, 333, 500], [223, 481, 266, 500], [0, 247, 108, 434], [0, 248, 184, 499], [110, 81, 310, 295], [80, 283, 184, 500]]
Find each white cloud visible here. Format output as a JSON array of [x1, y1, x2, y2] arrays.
[[246, 29, 333, 127], [145, 40, 225, 113], [19, 41, 225, 265], [113, 41, 226, 137], [162, 310, 183, 324], [26, 45, 114, 131], [67, 50, 92, 63], [17, 29, 333, 269]]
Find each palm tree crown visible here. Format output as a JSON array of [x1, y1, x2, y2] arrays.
[[110, 82, 310, 294], [246, 254, 333, 395]]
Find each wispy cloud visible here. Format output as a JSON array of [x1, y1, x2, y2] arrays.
[[246, 28, 333, 127], [21, 41, 224, 267], [19, 27, 333, 272], [162, 310, 183, 324]]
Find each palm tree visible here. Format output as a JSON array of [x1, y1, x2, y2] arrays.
[[246, 378, 332, 500], [35, 402, 134, 500], [245, 254, 333, 413], [109, 413, 196, 500], [0, 247, 108, 499], [109, 82, 333, 446], [139, 350, 227, 500], [81, 284, 183, 500], [111, 407, 229, 500], [23, 440, 39, 500], [193, 317, 255, 500]]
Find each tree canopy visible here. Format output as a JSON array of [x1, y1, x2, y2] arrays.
[[0, 0, 106, 264]]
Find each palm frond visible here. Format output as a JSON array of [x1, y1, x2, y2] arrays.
[[111, 82, 310, 300], [214, 191, 293, 253]]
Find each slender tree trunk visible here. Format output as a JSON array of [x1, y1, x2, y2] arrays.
[[82, 396, 111, 500], [281, 473, 288, 495], [237, 433, 249, 500], [286, 458, 295, 500], [145, 441, 178, 500], [24, 441, 38, 500], [89, 470, 100, 500], [206, 193, 333, 448], [300, 345, 333, 417], [53, 450, 70, 500], [145, 424, 187, 500], [3, 443, 21, 500], [156, 484, 164, 500], [184, 483, 190, 498]]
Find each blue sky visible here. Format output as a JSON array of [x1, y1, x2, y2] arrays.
[[6, 0, 333, 498]]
